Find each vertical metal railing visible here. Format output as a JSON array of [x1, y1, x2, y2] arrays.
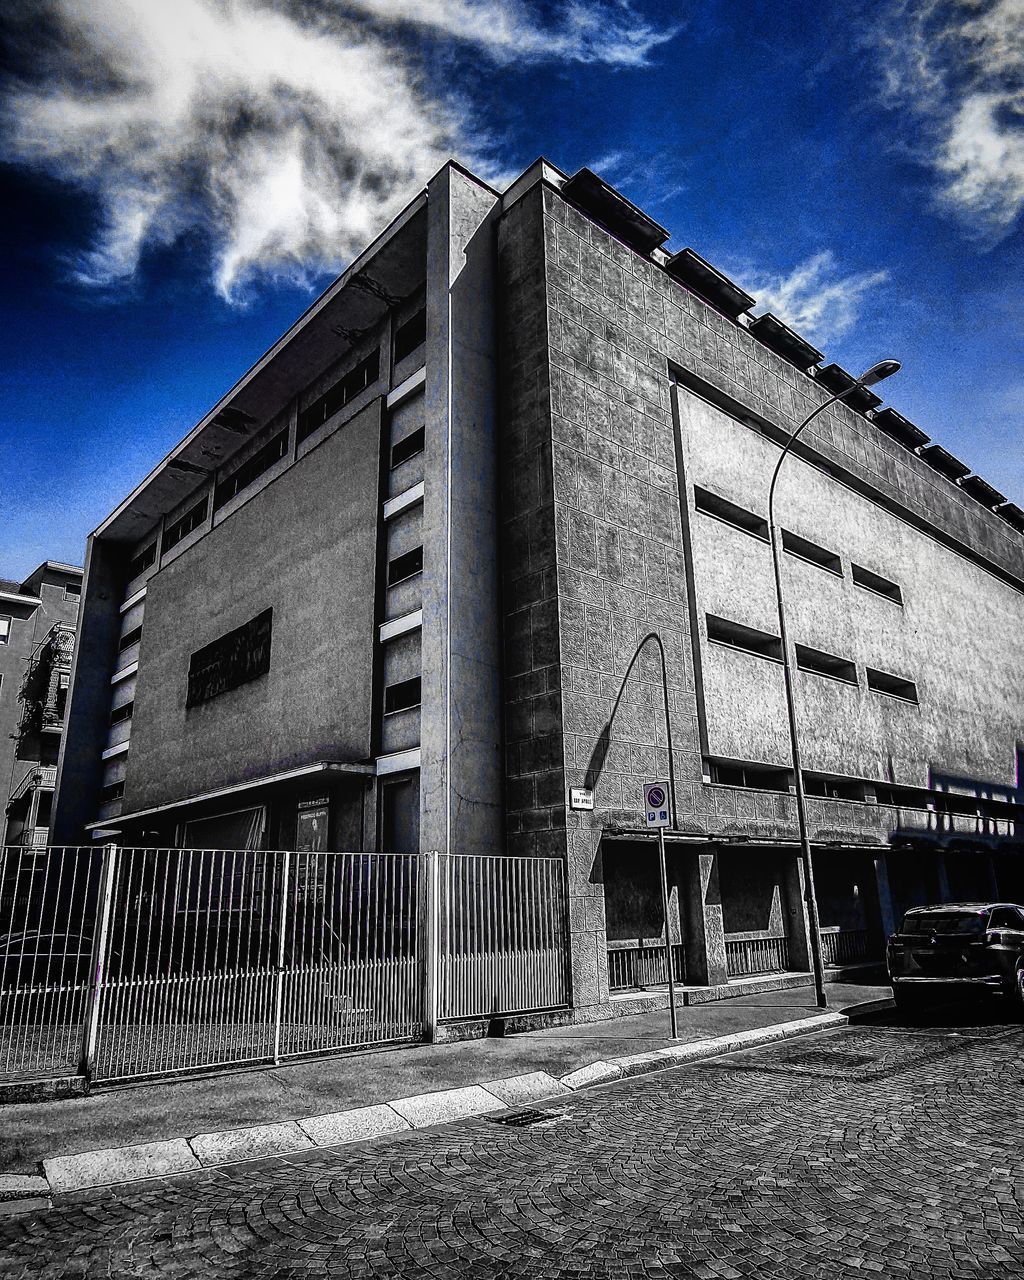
[[0, 845, 101, 1081], [437, 854, 570, 1020]]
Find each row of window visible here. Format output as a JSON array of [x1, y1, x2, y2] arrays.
[[707, 758, 1024, 817], [693, 485, 904, 605], [213, 428, 288, 512], [706, 613, 920, 703], [296, 351, 380, 446]]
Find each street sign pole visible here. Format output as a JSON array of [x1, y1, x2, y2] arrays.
[[656, 825, 678, 1039], [644, 780, 678, 1040]]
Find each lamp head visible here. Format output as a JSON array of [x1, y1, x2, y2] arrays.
[[857, 359, 901, 388]]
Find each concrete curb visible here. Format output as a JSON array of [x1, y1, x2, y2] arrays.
[[36, 1007, 858, 1199]]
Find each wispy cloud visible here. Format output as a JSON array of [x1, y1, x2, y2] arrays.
[[0, 0, 671, 302], [733, 251, 889, 345], [873, 0, 1024, 241]]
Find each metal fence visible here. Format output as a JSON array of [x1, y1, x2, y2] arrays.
[[724, 934, 791, 977], [607, 943, 686, 992], [0, 846, 98, 1081], [819, 927, 871, 967], [1, 845, 569, 1085], [437, 854, 569, 1020]]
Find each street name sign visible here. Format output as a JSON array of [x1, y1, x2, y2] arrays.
[[569, 787, 595, 811]]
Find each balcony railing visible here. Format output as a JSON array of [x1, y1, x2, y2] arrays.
[[819, 927, 871, 967], [608, 943, 686, 992], [724, 934, 790, 977]]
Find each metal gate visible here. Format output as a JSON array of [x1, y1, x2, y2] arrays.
[[437, 854, 569, 1019], [2, 845, 570, 1085]]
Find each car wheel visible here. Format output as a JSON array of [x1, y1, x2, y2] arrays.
[[1012, 963, 1024, 1014]]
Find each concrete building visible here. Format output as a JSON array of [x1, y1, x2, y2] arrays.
[[1, 562, 83, 847], [54, 159, 1024, 1018]]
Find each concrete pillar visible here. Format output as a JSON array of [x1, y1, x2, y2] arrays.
[[936, 852, 952, 902], [679, 848, 727, 986], [782, 851, 812, 973], [873, 853, 897, 940]]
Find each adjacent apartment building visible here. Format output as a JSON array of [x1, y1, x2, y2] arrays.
[[1, 562, 83, 848], [54, 158, 1024, 1019]]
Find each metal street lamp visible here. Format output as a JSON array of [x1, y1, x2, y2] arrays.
[[768, 359, 901, 1008]]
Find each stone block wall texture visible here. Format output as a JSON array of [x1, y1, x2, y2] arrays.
[[497, 179, 1024, 1010]]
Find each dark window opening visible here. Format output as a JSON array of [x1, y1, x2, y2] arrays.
[[795, 644, 858, 685], [99, 781, 125, 804], [708, 758, 791, 792], [803, 773, 866, 801], [128, 542, 157, 580], [297, 351, 379, 445], [63, 582, 82, 599], [706, 614, 782, 661], [162, 496, 208, 553], [693, 487, 769, 541], [110, 701, 134, 726], [388, 546, 423, 586], [393, 308, 426, 364], [118, 625, 143, 653], [866, 667, 918, 703], [390, 427, 425, 469], [874, 782, 930, 809], [213, 429, 288, 510], [851, 564, 903, 605], [781, 530, 843, 576], [384, 676, 422, 715]]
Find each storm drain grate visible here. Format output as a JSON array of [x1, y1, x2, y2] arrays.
[[486, 1108, 562, 1128], [784, 1050, 876, 1069]]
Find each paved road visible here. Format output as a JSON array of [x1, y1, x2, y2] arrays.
[[2, 1006, 1022, 1278]]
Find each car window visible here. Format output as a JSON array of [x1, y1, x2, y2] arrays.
[[989, 908, 1014, 929], [900, 910, 988, 935]]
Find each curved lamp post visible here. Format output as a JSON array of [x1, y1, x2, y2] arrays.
[[769, 359, 901, 1008]]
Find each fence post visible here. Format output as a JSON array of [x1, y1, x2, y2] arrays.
[[272, 849, 291, 1065], [422, 850, 441, 1043], [78, 843, 118, 1084]]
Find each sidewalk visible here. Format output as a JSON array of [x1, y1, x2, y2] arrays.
[[1, 981, 889, 1192]]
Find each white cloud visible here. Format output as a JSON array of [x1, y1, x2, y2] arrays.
[[735, 252, 889, 345], [1, 0, 670, 301], [874, 0, 1024, 240]]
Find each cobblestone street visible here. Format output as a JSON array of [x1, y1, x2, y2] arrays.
[[2, 1008, 1022, 1278]]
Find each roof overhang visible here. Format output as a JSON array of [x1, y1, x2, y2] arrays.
[[85, 760, 375, 830], [94, 192, 429, 547]]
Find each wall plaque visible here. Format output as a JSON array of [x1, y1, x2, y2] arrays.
[[186, 607, 273, 708]]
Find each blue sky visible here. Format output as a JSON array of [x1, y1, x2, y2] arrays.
[[1, 0, 1021, 579]]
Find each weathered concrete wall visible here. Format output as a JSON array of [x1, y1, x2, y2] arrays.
[[123, 402, 381, 811], [497, 176, 1024, 1008], [421, 165, 504, 858]]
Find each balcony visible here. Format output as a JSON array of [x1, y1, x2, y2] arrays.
[[16, 624, 75, 746]]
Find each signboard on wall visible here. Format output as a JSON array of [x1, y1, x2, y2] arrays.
[[186, 608, 273, 708], [569, 787, 595, 811]]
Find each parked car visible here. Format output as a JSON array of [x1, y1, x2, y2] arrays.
[[0, 930, 97, 988], [887, 902, 1024, 1010]]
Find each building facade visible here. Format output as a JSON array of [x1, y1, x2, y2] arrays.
[[1, 562, 83, 848], [55, 159, 1024, 1021]]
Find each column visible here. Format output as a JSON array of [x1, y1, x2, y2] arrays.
[[679, 847, 727, 986]]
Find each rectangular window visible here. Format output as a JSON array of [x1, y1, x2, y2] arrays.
[[803, 773, 866, 801], [384, 676, 422, 715], [390, 426, 425, 469], [781, 530, 842, 576], [296, 350, 380, 445], [795, 644, 858, 685], [706, 614, 782, 661], [708, 758, 791, 791], [393, 308, 426, 364], [118, 625, 143, 653], [0, 616, 10, 645], [693, 487, 769, 541], [866, 666, 918, 703], [162, 496, 208, 553], [110, 701, 134, 726], [63, 582, 82, 599], [128, 541, 157, 581], [388, 546, 423, 586], [99, 781, 125, 804], [213, 428, 288, 511], [874, 781, 930, 809], [851, 564, 903, 605]]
